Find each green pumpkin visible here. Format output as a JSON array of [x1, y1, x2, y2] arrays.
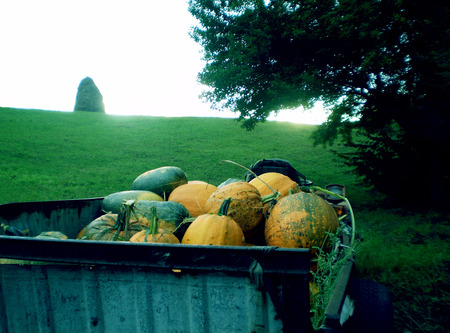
[[131, 166, 188, 198], [102, 190, 163, 214], [77, 213, 141, 241], [35, 231, 68, 240], [131, 200, 191, 233]]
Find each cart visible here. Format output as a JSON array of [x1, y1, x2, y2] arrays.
[[0, 196, 392, 332]]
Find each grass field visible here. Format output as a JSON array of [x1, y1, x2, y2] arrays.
[[1, 107, 448, 332]]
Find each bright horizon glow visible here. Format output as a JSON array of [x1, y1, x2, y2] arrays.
[[0, 0, 329, 125]]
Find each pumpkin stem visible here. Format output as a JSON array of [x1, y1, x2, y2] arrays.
[[261, 191, 281, 204], [309, 186, 356, 246], [221, 160, 278, 195], [149, 206, 159, 235], [173, 217, 196, 232], [218, 197, 232, 216], [117, 200, 136, 238], [172, 217, 196, 240], [140, 207, 160, 242]]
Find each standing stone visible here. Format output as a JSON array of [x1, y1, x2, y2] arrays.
[[74, 77, 105, 113]]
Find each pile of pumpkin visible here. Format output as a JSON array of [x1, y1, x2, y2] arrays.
[[77, 165, 340, 254]]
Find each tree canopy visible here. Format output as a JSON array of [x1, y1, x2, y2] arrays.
[[74, 77, 105, 113], [189, 0, 450, 207]]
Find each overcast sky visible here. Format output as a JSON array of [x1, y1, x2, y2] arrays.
[[0, 0, 328, 124]]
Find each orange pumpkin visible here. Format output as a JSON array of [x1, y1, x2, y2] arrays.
[[204, 181, 276, 236], [168, 182, 218, 217], [265, 192, 339, 253], [182, 197, 245, 246], [129, 207, 180, 244], [130, 229, 180, 243], [249, 172, 301, 198]]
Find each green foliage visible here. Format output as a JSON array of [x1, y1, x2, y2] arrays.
[[74, 77, 105, 113], [310, 228, 361, 330], [188, 0, 450, 208], [354, 209, 450, 332]]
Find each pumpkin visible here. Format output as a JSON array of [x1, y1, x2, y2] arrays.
[[76, 227, 86, 239], [264, 192, 339, 253], [77, 204, 141, 241], [181, 197, 245, 246], [131, 166, 188, 198], [204, 181, 277, 236], [249, 172, 301, 198], [168, 182, 218, 217], [101, 190, 163, 214], [129, 207, 180, 244], [218, 178, 242, 188], [130, 200, 190, 233], [35, 231, 68, 240]]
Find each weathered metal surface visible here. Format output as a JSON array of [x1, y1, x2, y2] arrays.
[[0, 199, 312, 332], [0, 264, 286, 333], [324, 259, 354, 329], [0, 198, 104, 238]]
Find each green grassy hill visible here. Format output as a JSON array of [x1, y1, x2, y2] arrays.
[[0, 107, 359, 203], [1, 107, 448, 332]]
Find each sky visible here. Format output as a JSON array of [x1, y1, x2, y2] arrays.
[[0, 0, 328, 125]]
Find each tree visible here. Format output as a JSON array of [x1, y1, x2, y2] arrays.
[[188, 0, 450, 207], [74, 77, 105, 113]]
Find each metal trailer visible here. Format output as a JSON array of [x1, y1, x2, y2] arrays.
[[0, 198, 392, 333]]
